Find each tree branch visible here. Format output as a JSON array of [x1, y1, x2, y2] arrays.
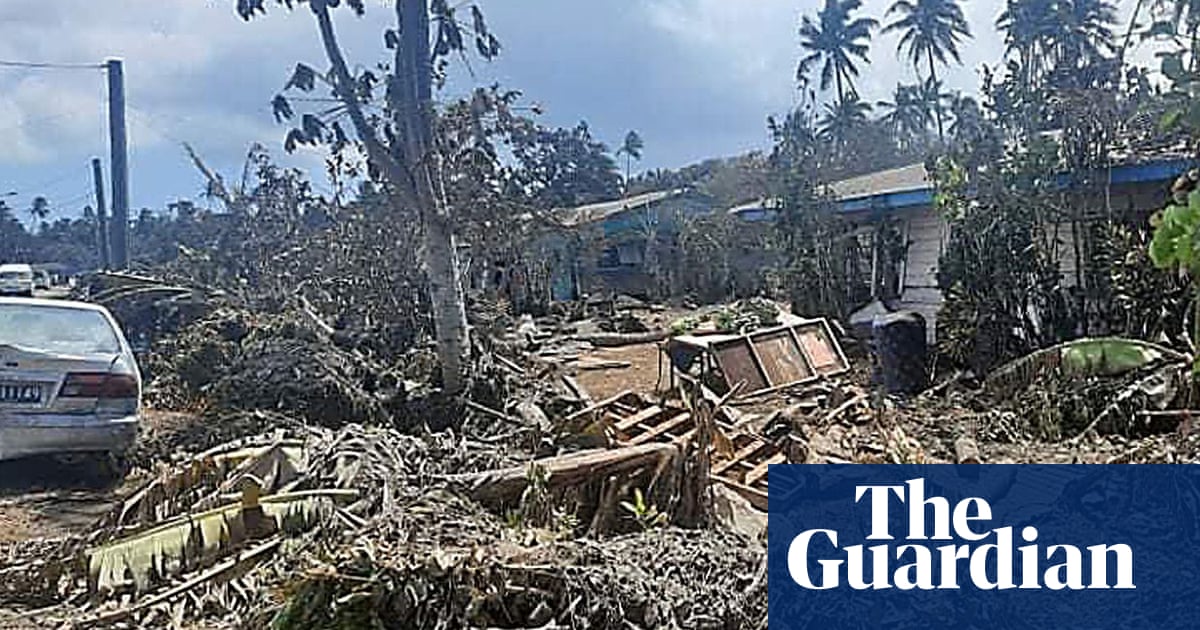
[[308, 0, 414, 205]]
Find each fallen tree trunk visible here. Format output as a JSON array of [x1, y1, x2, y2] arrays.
[[577, 331, 668, 347], [460, 442, 679, 507]]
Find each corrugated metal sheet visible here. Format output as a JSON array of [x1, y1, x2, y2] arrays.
[[829, 163, 930, 200], [557, 188, 687, 227]]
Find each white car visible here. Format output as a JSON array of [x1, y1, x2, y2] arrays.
[[0, 298, 141, 470], [33, 269, 51, 290], [0, 264, 35, 297]]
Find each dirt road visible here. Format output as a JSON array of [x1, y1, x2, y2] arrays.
[[0, 456, 125, 542]]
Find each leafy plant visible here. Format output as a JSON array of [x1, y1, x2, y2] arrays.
[[619, 488, 667, 531], [1149, 189, 1200, 371], [1149, 189, 1200, 275]]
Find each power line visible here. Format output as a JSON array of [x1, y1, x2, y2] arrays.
[[0, 60, 104, 70]]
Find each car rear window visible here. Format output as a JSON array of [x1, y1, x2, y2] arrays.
[[0, 304, 122, 355]]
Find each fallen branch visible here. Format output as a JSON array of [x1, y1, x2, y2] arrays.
[[576, 331, 668, 347], [465, 400, 522, 425], [820, 394, 867, 425], [561, 375, 591, 403], [458, 442, 679, 506]]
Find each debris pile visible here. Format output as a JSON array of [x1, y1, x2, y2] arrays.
[[0, 413, 763, 629], [13, 271, 1200, 630], [144, 306, 402, 427]]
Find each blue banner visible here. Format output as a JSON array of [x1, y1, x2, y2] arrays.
[[768, 465, 1200, 629]]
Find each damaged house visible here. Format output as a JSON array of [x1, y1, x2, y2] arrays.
[[550, 188, 714, 300], [731, 155, 1196, 342]]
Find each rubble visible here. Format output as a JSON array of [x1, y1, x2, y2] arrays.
[[8, 278, 1200, 630]]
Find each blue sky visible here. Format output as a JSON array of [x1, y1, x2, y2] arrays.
[[0, 0, 1149, 223]]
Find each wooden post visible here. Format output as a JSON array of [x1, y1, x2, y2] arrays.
[[91, 157, 110, 270], [106, 58, 129, 270]]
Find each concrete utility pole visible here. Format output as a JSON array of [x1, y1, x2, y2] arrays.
[[106, 58, 129, 270], [91, 157, 110, 270]]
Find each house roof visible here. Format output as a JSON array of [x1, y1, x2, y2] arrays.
[[723, 153, 1197, 221], [827, 163, 930, 200], [727, 198, 782, 216], [557, 188, 689, 227]]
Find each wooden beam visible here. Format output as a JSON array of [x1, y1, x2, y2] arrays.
[[745, 453, 786, 486], [613, 405, 664, 433], [629, 412, 692, 445], [461, 443, 680, 506]]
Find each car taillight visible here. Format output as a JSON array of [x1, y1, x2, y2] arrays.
[[61, 373, 138, 398]]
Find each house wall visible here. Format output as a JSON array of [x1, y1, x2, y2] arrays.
[[867, 179, 1176, 344], [897, 207, 947, 344], [570, 191, 715, 299]]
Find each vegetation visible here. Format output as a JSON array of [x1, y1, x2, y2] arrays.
[[5, 0, 1200, 383]]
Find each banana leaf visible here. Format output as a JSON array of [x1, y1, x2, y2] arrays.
[[985, 337, 1189, 399]]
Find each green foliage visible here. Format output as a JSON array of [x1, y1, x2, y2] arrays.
[[619, 488, 667, 531], [933, 147, 1077, 373], [1149, 190, 1200, 275], [883, 0, 972, 72]]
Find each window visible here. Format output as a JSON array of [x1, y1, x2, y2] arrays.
[[0, 305, 121, 355]]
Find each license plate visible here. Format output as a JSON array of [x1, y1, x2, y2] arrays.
[[0, 383, 41, 404]]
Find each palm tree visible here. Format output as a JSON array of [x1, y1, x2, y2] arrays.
[[798, 0, 879, 104], [616, 130, 644, 190], [917, 77, 952, 133], [947, 92, 984, 144], [997, 0, 1057, 87], [1056, 0, 1118, 70], [883, 0, 971, 139], [28, 197, 49, 222], [818, 95, 873, 152], [877, 83, 933, 148]]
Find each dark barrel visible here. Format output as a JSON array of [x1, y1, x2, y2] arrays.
[[872, 311, 928, 394]]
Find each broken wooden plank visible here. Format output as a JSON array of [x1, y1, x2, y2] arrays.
[[494, 353, 524, 374], [629, 412, 692, 446], [561, 375, 591, 403], [744, 452, 786, 486], [712, 440, 772, 476], [712, 477, 769, 512], [821, 394, 867, 425], [460, 442, 680, 506], [465, 400, 521, 425], [577, 331, 669, 347], [576, 357, 633, 370], [564, 390, 634, 423], [613, 405, 664, 433]]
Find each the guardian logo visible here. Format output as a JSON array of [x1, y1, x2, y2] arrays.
[[788, 478, 1135, 591]]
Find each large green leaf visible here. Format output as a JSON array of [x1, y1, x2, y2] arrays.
[[1149, 191, 1200, 274], [986, 338, 1189, 399]]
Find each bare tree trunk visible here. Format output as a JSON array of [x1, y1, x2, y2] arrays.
[[423, 212, 468, 390], [310, 0, 469, 393], [394, 0, 468, 393], [928, 52, 944, 142]]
